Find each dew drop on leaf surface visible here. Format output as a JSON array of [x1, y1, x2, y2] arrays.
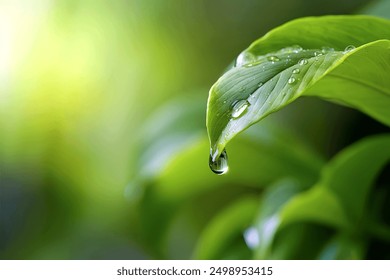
[[298, 58, 308, 65], [321, 46, 334, 53], [288, 77, 296, 84], [267, 55, 280, 62], [231, 100, 250, 119], [235, 51, 256, 67], [344, 45, 356, 53]]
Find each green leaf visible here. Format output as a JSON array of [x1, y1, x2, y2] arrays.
[[136, 94, 206, 179], [278, 187, 350, 229], [193, 196, 259, 260], [207, 15, 390, 160], [318, 234, 366, 260], [317, 134, 390, 224], [271, 224, 335, 260], [252, 135, 390, 259], [251, 179, 304, 259]]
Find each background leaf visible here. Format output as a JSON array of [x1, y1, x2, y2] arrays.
[[193, 196, 259, 260], [252, 135, 390, 259], [251, 179, 304, 259], [318, 134, 390, 224]]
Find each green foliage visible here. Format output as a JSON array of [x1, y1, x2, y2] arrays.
[[125, 15, 390, 260], [253, 135, 390, 259], [2, 1, 390, 261], [207, 15, 390, 159], [199, 15, 390, 259], [193, 196, 259, 260], [133, 95, 390, 259], [132, 96, 323, 259]]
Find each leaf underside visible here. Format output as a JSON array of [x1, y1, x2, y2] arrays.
[[207, 15, 390, 159]]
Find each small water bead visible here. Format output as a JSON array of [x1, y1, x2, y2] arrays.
[[257, 82, 263, 88], [231, 100, 250, 118], [291, 45, 303, 52], [292, 68, 300, 74], [209, 149, 229, 175], [288, 77, 296, 84], [321, 46, 334, 53], [281, 45, 303, 53], [344, 45, 356, 53], [235, 51, 256, 67], [298, 58, 308, 65], [267, 56, 280, 62], [314, 51, 323, 57]]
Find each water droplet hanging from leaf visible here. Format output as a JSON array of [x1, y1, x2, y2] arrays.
[[209, 149, 229, 175]]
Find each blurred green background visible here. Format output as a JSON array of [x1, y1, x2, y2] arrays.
[[0, 0, 389, 259]]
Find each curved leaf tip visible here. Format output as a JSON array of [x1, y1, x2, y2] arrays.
[[206, 15, 390, 172]]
